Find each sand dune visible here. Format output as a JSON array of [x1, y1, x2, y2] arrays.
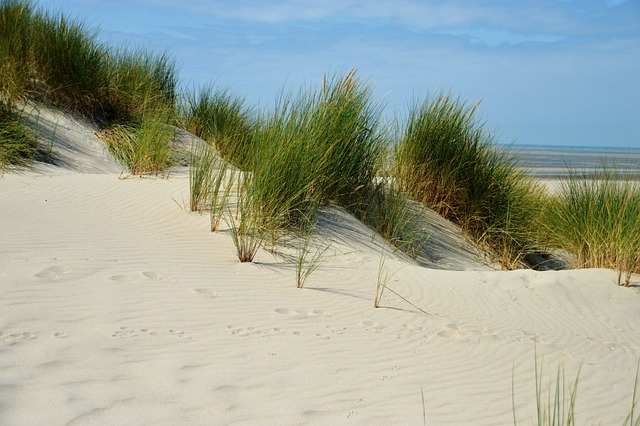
[[1, 107, 639, 425]]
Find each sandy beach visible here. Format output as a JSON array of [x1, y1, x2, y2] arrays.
[[1, 107, 639, 425]]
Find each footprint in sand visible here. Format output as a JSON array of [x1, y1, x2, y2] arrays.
[[395, 323, 428, 340], [437, 323, 499, 342], [360, 320, 385, 333], [142, 271, 171, 281], [273, 308, 334, 320], [109, 271, 171, 284], [192, 288, 218, 298], [35, 265, 75, 281], [325, 325, 348, 335], [437, 325, 470, 340], [111, 326, 188, 339], [226, 325, 284, 338], [0, 331, 38, 346], [109, 274, 138, 284]]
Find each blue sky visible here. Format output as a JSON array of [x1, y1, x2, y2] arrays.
[[40, 0, 639, 148]]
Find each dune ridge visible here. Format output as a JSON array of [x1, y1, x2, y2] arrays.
[[1, 106, 639, 425]]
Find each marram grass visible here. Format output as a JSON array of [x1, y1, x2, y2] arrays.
[[1, 0, 178, 171], [182, 84, 254, 169], [0, 113, 38, 168], [97, 105, 176, 176], [542, 168, 640, 286], [247, 69, 385, 231], [512, 353, 640, 425], [395, 93, 544, 268]]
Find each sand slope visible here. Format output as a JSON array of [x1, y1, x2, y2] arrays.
[[1, 107, 639, 425]]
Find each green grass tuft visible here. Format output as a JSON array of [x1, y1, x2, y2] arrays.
[[0, 113, 38, 168], [182, 84, 254, 169], [395, 93, 544, 268], [542, 168, 640, 285]]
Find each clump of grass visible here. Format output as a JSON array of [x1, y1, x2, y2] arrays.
[[374, 253, 393, 308], [30, 8, 108, 115], [98, 105, 176, 176], [104, 47, 178, 122], [226, 179, 263, 262], [395, 93, 544, 268], [209, 160, 237, 232], [513, 351, 580, 426], [0, 0, 33, 115], [374, 250, 429, 314], [247, 69, 385, 232], [189, 137, 239, 232], [361, 179, 430, 259], [189, 141, 216, 212], [1, 0, 179, 168], [294, 224, 330, 288], [0, 113, 38, 168], [514, 352, 640, 425], [542, 169, 640, 286], [182, 84, 254, 169]]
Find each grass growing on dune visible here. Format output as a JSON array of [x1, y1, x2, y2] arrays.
[[542, 169, 640, 286], [395, 93, 544, 268], [361, 179, 430, 259], [97, 105, 176, 176], [31, 9, 107, 115], [104, 47, 178, 122], [513, 352, 580, 426], [0, 113, 38, 168], [1, 0, 179, 171], [226, 176, 264, 263], [189, 140, 216, 212], [248, 69, 385, 231], [188, 138, 237, 230], [294, 224, 330, 288], [0, 0, 32, 113], [182, 85, 254, 169], [512, 353, 640, 425]]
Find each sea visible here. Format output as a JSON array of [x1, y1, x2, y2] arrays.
[[499, 144, 640, 178]]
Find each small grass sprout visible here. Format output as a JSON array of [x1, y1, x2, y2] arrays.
[[189, 140, 215, 212], [295, 224, 330, 289], [513, 349, 580, 426], [225, 181, 263, 262], [210, 158, 237, 232]]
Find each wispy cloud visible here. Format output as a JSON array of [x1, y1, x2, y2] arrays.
[[42, 0, 640, 146]]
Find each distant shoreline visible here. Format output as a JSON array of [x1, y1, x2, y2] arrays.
[[499, 144, 640, 178]]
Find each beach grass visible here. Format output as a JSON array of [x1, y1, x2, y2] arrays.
[[512, 352, 580, 426], [226, 176, 264, 262], [182, 84, 254, 169], [246, 69, 385, 231], [30, 8, 107, 115], [394, 93, 544, 268], [97, 105, 176, 176], [1, 0, 178, 171], [542, 169, 640, 285], [359, 179, 430, 259], [6, 0, 640, 281], [104, 47, 178, 123], [294, 224, 330, 288], [0, 113, 38, 168], [0, 0, 33, 113], [209, 160, 237, 232], [513, 353, 640, 425], [189, 140, 216, 212]]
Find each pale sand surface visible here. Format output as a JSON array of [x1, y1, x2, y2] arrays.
[[1, 107, 639, 425]]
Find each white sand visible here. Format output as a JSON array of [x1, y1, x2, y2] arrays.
[[1, 107, 639, 425]]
